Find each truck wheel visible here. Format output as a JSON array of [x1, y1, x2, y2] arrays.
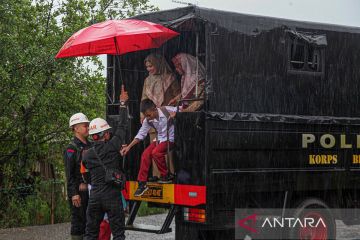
[[289, 199, 336, 240]]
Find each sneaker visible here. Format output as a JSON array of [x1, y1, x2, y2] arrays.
[[134, 182, 148, 197], [148, 176, 160, 182], [157, 175, 173, 184]]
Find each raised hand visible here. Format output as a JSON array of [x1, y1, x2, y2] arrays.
[[119, 84, 129, 103]]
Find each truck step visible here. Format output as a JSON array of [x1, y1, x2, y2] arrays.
[[125, 201, 177, 234], [125, 223, 172, 234]]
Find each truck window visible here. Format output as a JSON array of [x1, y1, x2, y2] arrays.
[[287, 31, 326, 75], [307, 46, 322, 71], [290, 40, 305, 69]]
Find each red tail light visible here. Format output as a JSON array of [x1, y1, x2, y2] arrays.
[[184, 207, 206, 223]]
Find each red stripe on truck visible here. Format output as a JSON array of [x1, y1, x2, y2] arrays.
[[174, 184, 206, 206], [123, 181, 206, 206]]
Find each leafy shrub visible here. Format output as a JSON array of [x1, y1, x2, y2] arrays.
[[137, 202, 167, 217], [0, 180, 70, 228]]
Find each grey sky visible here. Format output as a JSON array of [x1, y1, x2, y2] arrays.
[[148, 0, 360, 27]]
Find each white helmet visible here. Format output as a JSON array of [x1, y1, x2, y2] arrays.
[[89, 118, 112, 135], [69, 113, 90, 128]]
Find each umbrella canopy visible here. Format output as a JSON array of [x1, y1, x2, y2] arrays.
[[55, 19, 179, 58]]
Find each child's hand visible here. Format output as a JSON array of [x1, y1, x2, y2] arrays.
[[120, 146, 130, 156], [119, 144, 127, 155]]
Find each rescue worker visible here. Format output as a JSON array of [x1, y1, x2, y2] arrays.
[[64, 113, 92, 240], [83, 117, 126, 240], [82, 161, 112, 240]]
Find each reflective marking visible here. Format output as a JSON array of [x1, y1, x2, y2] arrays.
[[189, 192, 198, 198]]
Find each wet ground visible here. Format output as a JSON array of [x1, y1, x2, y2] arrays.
[[0, 214, 174, 240], [336, 220, 360, 239], [1, 215, 360, 240]]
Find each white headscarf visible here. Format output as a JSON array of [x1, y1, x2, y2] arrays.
[[172, 53, 205, 98]]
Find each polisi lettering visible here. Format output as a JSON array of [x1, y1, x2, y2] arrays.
[[302, 133, 359, 149]]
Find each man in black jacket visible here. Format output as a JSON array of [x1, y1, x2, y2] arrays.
[[64, 113, 92, 240], [83, 117, 126, 240]]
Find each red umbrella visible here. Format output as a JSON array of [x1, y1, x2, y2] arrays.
[[55, 19, 179, 58]]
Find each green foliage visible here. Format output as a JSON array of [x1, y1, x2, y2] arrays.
[[1, 196, 31, 227], [0, 0, 157, 227], [54, 193, 71, 223], [0, 180, 69, 228], [137, 202, 167, 217]]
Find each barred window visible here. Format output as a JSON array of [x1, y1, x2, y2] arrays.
[[287, 30, 326, 75]]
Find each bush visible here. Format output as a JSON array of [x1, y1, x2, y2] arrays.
[[137, 202, 167, 217], [0, 195, 51, 228], [54, 194, 71, 223], [0, 196, 30, 228], [0, 180, 70, 228]]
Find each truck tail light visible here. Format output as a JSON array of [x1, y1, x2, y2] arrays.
[[183, 207, 206, 223]]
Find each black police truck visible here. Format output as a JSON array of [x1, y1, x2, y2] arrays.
[[106, 6, 360, 240]]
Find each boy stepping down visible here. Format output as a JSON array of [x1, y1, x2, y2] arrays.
[[121, 99, 176, 197]]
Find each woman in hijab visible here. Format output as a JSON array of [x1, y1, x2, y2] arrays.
[[141, 53, 180, 114], [170, 53, 205, 112]]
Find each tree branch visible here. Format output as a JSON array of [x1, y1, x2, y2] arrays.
[[44, 0, 55, 37]]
